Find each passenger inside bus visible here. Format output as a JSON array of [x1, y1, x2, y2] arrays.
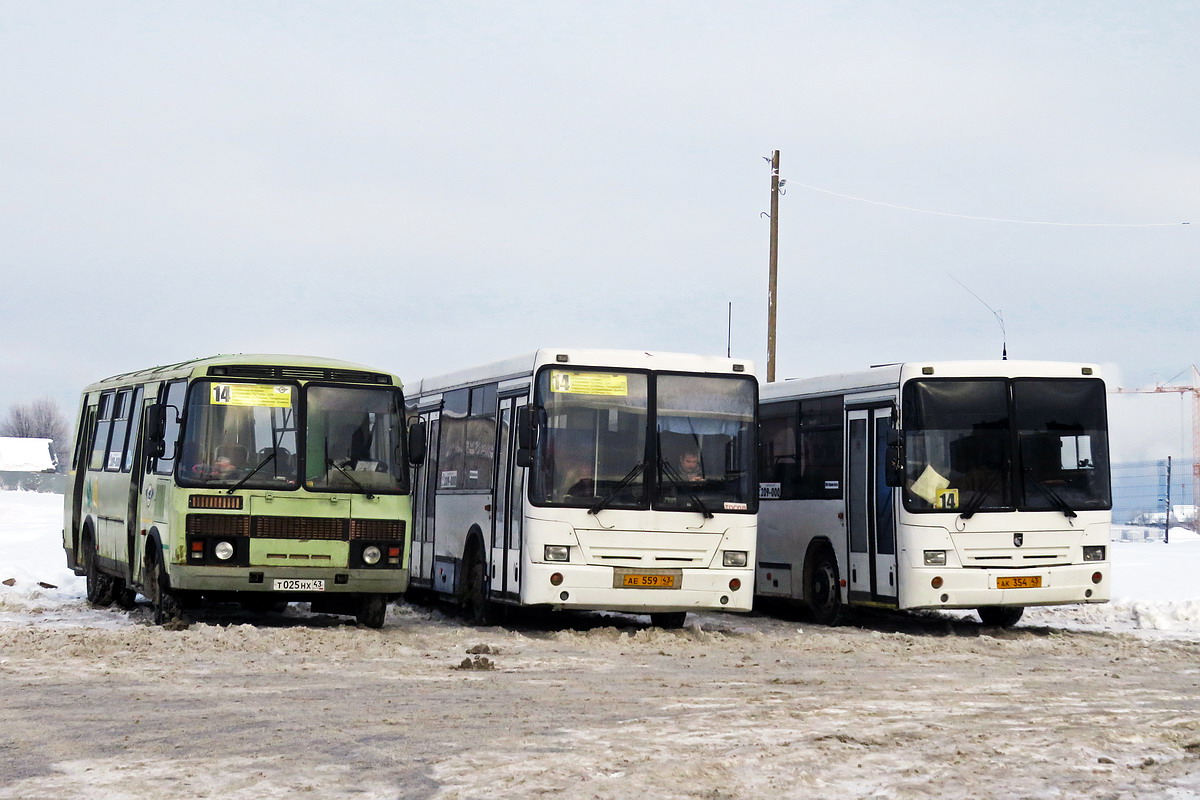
[[677, 449, 705, 482]]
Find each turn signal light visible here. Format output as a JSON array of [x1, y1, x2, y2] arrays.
[[931, 576, 944, 589], [1091, 572, 1103, 584], [728, 578, 741, 591], [550, 572, 564, 586]]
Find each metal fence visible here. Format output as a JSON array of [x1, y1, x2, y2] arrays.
[[1111, 459, 1196, 528]]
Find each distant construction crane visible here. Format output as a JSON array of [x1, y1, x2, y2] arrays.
[[1115, 365, 1200, 513]]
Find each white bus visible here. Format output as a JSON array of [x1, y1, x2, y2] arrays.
[[405, 348, 758, 628], [64, 354, 422, 627], [756, 360, 1112, 627]]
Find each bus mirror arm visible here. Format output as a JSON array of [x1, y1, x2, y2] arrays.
[[885, 429, 905, 488], [407, 420, 427, 466]]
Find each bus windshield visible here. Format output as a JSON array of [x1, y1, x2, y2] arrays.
[[902, 378, 1110, 514], [178, 381, 301, 489], [531, 369, 757, 514], [304, 385, 409, 494]]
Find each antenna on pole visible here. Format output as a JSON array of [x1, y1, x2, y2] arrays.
[[950, 275, 1007, 360]]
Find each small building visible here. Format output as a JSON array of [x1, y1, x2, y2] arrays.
[[0, 436, 62, 491]]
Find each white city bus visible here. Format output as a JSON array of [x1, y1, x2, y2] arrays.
[[64, 354, 421, 627], [756, 360, 1111, 627], [405, 348, 758, 628]]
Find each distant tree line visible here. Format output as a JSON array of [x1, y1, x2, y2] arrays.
[[1, 398, 70, 473]]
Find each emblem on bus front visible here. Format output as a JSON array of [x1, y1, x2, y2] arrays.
[[1013, 533, 1023, 548]]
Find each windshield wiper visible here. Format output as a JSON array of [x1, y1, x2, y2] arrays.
[[588, 461, 645, 516], [1025, 473, 1077, 520], [226, 450, 276, 495], [958, 472, 1002, 520], [658, 457, 714, 519], [327, 457, 376, 500]]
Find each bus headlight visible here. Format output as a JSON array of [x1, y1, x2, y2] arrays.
[[1083, 546, 1106, 562], [722, 550, 748, 568], [924, 550, 946, 566], [362, 545, 382, 565], [214, 541, 235, 561], [544, 545, 570, 562]]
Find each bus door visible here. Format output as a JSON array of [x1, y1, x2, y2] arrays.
[[69, 400, 98, 560], [490, 395, 525, 601], [124, 387, 146, 579], [411, 409, 440, 584], [846, 405, 898, 603]]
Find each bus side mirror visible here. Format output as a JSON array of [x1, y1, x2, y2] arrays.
[[885, 429, 905, 487], [515, 405, 536, 468], [407, 420, 427, 466], [145, 403, 167, 459]]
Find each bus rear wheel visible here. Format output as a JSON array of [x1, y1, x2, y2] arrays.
[[357, 594, 388, 629], [807, 549, 845, 626], [82, 529, 115, 607], [650, 612, 687, 629], [978, 606, 1024, 627], [462, 545, 495, 625]]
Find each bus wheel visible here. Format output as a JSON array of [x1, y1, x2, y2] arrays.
[[808, 549, 845, 626], [112, 578, 138, 609], [462, 545, 495, 625], [82, 529, 115, 607], [145, 549, 181, 625], [978, 606, 1024, 627], [650, 612, 687, 629], [357, 594, 388, 629]]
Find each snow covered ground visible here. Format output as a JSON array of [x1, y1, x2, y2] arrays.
[[3, 489, 1200, 800]]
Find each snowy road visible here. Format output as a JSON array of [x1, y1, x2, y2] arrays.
[[3, 490, 1200, 799], [1, 602, 1199, 800]]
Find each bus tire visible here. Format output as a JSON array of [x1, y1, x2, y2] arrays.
[[650, 612, 687, 629], [145, 547, 181, 626], [112, 578, 138, 609], [357, 594, 388, 629], [977, 606, 1023, 627], [82, 527, 115, 607], [462, 543, 495, 625], [807, 547, 845, 626]]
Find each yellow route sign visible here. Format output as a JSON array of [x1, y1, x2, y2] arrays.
[[549, 371, 629, 396], [210, 383, 293, 408]]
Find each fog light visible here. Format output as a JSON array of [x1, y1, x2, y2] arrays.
[[722, 550, 748, 568], [1083, 546, 1106, 562], [924, 550, 946, 567], [550, 572, 564, 586], [931, 576, 944, 589], [544, 545, 570, 562], [729, 578, 741, 591], [1091, 571, 1103, 584], [214, 541, 234, 561], [362, 545, 382, 565]]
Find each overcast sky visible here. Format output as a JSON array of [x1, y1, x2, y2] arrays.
[[1, 1, 1195, 462]]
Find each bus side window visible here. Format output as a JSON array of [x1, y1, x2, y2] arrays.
[[153, 380, 187, 476]]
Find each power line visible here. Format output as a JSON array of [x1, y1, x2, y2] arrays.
[[793, 181, 1189, 227]]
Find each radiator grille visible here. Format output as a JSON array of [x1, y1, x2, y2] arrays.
[[186, 514, 251, 537], [253, 516, 348, 541], [187, 515, 407, 542], [350, 519, 406, 541]]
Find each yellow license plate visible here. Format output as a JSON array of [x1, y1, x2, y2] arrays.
[[619, 573, 678, 589], [996, 575, 1042, 589]]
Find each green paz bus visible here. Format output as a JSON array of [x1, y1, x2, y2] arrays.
[[63, 354, 424, 627]]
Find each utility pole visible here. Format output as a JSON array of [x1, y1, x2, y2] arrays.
[[1165, 455, 1172, 544], [767, 150, 780, 383]]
